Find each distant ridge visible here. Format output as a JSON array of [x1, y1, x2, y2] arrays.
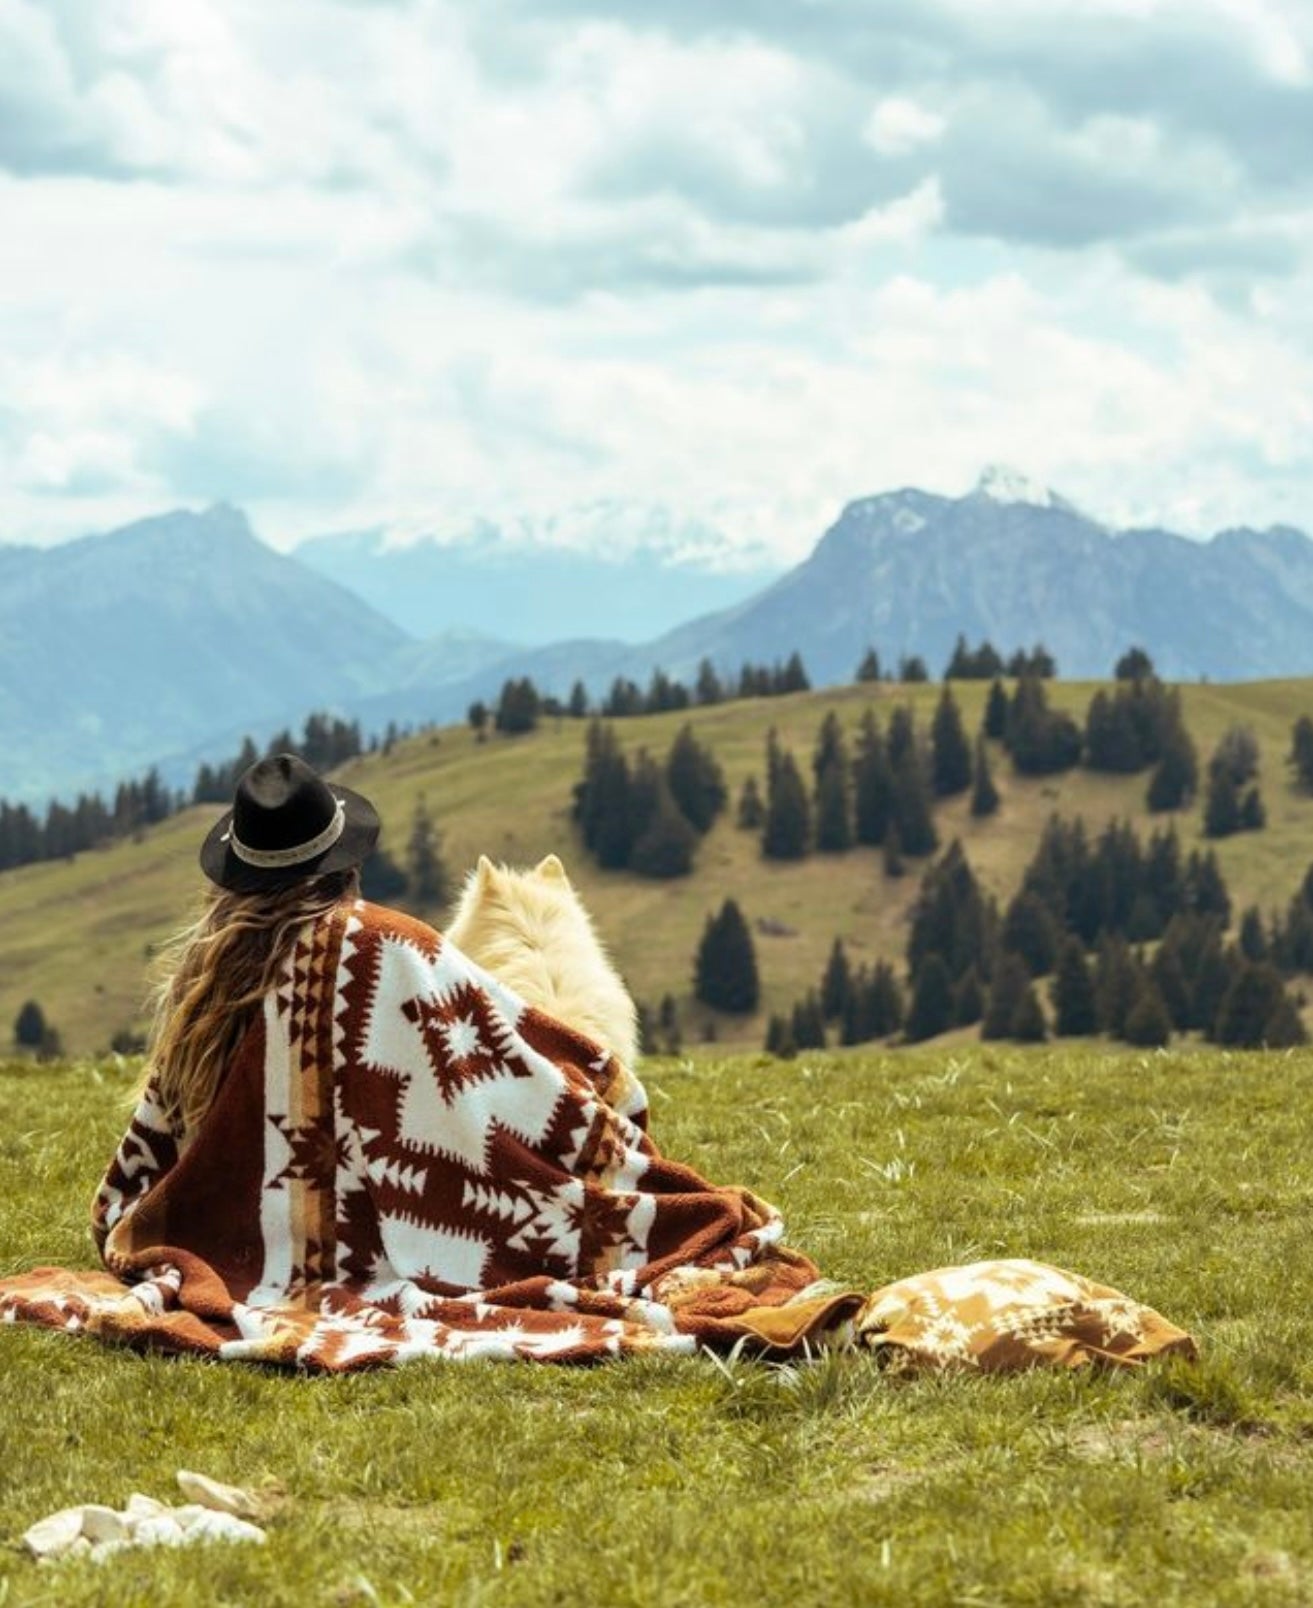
[[5, 475, 1313, 801]]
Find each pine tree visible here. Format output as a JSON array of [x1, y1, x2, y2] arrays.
[[1051, 938, 1098, 1036], [694, 899, 760, 1013], [983, 678, 1009, 740], [1150, 938, 1192, 1030], [856, 647, 881, 682], [868, 961, 905, 1037], [883, 823, 905, 878], [1011, 983, 1048, 1043], [361, 845, 408, 902], [657, 993, 682, 1055], [1146, 723, 1198, 811], [1261, 992, 1308, 1048], [1214, 961, 1289, 1049], [953, 966, 985, 1027], [780, 652, 810, 693], [665, 724, 726, 834], [736, 775, 765, 830], [854, 711, 894, 845], [820, 939, 853, 1020], [567, 680, 589, 718], [494, 676, 541, 734], [1115, 646, 1154, 681], [1186, 848, 1232, 925], [626, 749, 664, 852], [1094, 936, 1140, 1038], [930, 687, 973, 797], [1195, 938, 1240, 1039], [892, 746, 938, 857], [764, 1014, 796, 1058], [13, 999, 47, 1051], [629, 781, 698, 878], [1289, 714, 1313, 792], [1123, 981, 1172, 1047], [970, 737, 1000, 818], [812, 712, 846, 782], [814, 758, 854, 852], [1001, 889, 1059, 977], [905, 955, 954, 1043], [887, 706, 916, 769], [407, 797, 450, 909], [982, 954, 1032, 1040], [1203, 766, 1241, 838], [790, 992, 827, 1050], [906, 839, 998, 987], [694, 658, 724, 706], [762, 748, 811, 860], [1239, 906, 1268, 963]]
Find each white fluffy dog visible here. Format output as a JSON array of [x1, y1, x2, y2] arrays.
[[444, 854, 639, 1067]]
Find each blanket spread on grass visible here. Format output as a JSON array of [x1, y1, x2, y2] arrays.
[[0, 901, 1196, 1371]]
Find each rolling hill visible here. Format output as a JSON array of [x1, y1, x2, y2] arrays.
[[3, 674, 1313, 1058]]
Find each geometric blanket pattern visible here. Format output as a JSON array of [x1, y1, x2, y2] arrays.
[[0, 901, 1197, 1372]]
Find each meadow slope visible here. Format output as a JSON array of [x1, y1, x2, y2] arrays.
[[1, 1044, 1311, 1607], [4, 678, 1313, 1056]]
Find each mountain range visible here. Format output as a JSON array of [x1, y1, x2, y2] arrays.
[[3, 470, 1313, 804]]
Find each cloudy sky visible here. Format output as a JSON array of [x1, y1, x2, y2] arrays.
[[2, 0, 1311, 562]]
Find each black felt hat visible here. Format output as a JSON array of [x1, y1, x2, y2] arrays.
[[200, 753, 380, 893]]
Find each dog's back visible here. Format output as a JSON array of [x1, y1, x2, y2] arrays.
[[445, 855, 639, 1067]]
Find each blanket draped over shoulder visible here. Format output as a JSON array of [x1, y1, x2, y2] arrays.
[[0, 901, 1196, 1372]]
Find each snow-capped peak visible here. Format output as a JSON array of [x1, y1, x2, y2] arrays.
[[973, 464, 1062, 509]]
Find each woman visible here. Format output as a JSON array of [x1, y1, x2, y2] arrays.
[[1, 756, 1193, 1373], [82, 753, 850, 1367]]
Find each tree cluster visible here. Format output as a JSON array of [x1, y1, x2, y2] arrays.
[[572, 719, 726, 878], [944, 634, 1057, 681], [194, 713, 365, 805], [359, 796, 452, 912], [1003, 677, 1083, 776], [1203, 726, 1265, 838], [892, 826, 1306, 1049], [1083, 676, 1198, 812], [766, 939, 905, 1054], [756, 705, 944, 865], [1020, 814, 1229, 950]]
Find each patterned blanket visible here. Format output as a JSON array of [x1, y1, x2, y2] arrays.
[[0, 901, 1195, 1372]]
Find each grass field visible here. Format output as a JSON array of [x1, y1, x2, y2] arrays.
[[5, 677, 1313, 1057], [2, 1043, 1311, 1606]]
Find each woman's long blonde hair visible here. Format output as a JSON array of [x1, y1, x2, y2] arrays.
[[140, 869, 359, 1132]]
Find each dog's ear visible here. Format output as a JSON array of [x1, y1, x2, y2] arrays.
[[535, 854, 567, 881], [475, 854, 497, 887]]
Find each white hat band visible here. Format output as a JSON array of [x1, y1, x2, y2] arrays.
[[226, 798, 347, 868]]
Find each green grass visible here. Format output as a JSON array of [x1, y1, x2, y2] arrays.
[[2, 1044, 1312, 1606], [7, 677, 1313, 1059]]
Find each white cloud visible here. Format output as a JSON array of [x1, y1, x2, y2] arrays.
[[0, 0, 1309, 558], [864, 97, 946, 156]]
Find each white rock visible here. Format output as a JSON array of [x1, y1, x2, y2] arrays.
[[184, 1510, 267, 1546], [172, 1504, 210, 1531], [78, 1505, 126, 1544], [133, 1514, 186, 1547], [125, 1493, 167, 1523], [66, 1536, 93, 1559], [175, 1469, 262, 1520], [22, 1506, 86, 1559]]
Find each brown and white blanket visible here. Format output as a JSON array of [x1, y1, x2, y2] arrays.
[[0, 901, 1195, 1372]]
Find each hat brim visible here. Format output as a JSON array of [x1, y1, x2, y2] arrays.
[[199, 783, 381, 894]]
